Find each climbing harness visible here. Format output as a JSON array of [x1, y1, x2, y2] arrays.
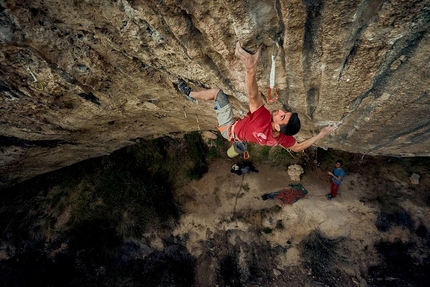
[[18, 53, 44, 91], [267, 42, 279, 103], [229, 121, 249, 159], [217, 121, 249, 159]]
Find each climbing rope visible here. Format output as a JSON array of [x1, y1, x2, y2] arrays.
[[286, 148, 297, 159], [18, 54, 44, 91], [267, 42, 279, 103], [195, 113, 200, 131], [232, 173, 245, 227]]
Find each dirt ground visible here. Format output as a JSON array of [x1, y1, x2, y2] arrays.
[[1, 141, 428, 287], [172, 156, 430, 286]]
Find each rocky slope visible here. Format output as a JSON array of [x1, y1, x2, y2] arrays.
[[1, 0, 430, 188]]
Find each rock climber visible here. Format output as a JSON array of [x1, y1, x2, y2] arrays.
[[326, 159, 346, 200], [177, 42, 338, 157]]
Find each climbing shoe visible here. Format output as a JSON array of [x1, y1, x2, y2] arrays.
[[326, 193, 332, 200], [262, 194, 270, 201], [177, 79, 196, 102]]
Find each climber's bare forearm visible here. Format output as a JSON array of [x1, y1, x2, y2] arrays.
[[290, 133, 325, 152], [289, 124, 338, 152], [245, 69, 263, 112], [235, 42, 263, 112]]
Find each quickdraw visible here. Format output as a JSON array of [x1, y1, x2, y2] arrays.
[[267, 42, 279, 103], [18, 53, 44, 91], [241, 146, 250, 160], [27, 66, 44, 91]]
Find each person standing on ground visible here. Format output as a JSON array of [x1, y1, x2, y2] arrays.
[[327, 160, 346, 200], [177, 42, 338, 157]]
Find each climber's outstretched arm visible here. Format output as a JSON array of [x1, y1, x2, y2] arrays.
[[289, 124, 338, 152], [235, 42, 263, 113]]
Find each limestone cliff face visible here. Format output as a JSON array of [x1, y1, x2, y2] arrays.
[[1, 0, 430, 188]]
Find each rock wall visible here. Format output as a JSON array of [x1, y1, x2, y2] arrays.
[[1, 0, 430, 188]]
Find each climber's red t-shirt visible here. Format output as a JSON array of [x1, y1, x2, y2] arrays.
[[234, 105, 296, 148]]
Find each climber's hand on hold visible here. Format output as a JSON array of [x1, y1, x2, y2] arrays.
[[235, 42, 262, 72], [320, 123, 338, 136]]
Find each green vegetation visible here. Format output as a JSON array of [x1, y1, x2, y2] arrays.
[[207, 132, 227, 159], [247, 144, 301, 168], [184, 132, 209, 179], [259, 145, 271, 159], [0, 132, 212, 287]]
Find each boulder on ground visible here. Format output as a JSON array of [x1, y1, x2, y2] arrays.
[[288, 164, 304, 181]]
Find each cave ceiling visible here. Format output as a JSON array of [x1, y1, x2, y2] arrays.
[[1, 0, 430, 188]]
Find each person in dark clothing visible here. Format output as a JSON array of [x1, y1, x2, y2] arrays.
[[230, 161, 259, 175]]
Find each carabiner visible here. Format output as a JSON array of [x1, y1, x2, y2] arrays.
[[267, 86, 279, 103], [19, 54, 44, 91]]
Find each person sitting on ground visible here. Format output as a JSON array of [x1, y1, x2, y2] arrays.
[[326, 159, 346, 200], [177, 42, 338, 155]]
